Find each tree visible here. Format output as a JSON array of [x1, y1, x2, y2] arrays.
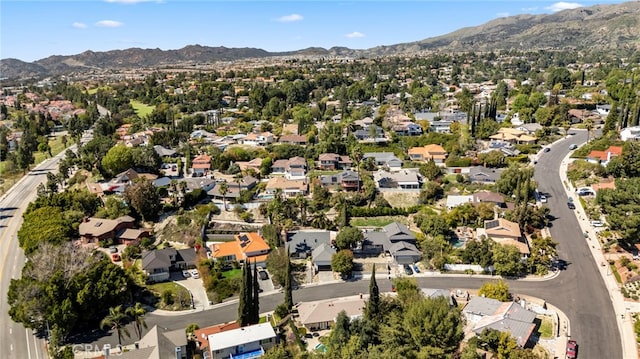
[[219, 182, 228, 211], [478, 280, 511, 301], [124, 177, 161, 221], [331, 249, 354, 278], [418, 181, 444, 204], [283, 247, 293, 311], [15, 139, 34, 174], [492, 244, 524, 277], [335, 226, 364, 250], [366, 264, 380, 319], [251, 261, 260, 324], [237, 263, 253, 326], [17, 206, 71, 254], [419, 159, 442, 181], [403, 297, 464, 354], [100, 305, 130, 347], [125, 303, 147, 340], [95, 196, 131, 219], [328, 310, 352, 352], [101, 144, 133, 177]]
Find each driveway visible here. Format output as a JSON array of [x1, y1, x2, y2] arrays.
[[170, 272, 211, 310]]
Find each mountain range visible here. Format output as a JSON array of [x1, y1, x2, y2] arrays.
[[1, 1, 639, 80]]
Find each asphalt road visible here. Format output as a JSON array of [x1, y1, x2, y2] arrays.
[[0, 153, 70, 359], [534, 130, 621, 358]]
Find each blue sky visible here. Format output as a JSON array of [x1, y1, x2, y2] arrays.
[[0, 0, 629, 62]]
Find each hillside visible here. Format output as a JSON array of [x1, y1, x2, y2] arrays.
[[1, 1, 639, 80]]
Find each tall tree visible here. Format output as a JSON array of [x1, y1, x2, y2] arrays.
[[251, 261, 261, 324], [219, 182, 228, 211], [125, 303, 148, 340], [123, 178, 161, 222], [237, 263, 252, 327], [283, 247, 293, 310], [100, 305, 130, 347], [366, 264, 380, 319]]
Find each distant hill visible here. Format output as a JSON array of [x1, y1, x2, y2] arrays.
[[2, 1, 639, 80]]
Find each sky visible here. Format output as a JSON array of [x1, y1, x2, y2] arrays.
[[0, 0, 630, 62]]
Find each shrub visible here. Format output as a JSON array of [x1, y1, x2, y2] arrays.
[[161, 289, 174, 305]]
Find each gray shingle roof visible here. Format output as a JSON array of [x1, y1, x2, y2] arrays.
[[287, 231, 331, 256], [312, 243, 336, 262]]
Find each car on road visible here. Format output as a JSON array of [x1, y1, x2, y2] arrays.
[[190, 269, 200, 279], [540, 194, 547, 203], [569, 144, 578, 150], [567, 201, 576, 210], [182, 270, 190, 278], [543, 147, 551, 153], [566, 339, 578, 359], [403, 264, 413, 275]]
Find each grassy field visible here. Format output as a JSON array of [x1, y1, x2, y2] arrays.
[[130, 100, 156, 117], [0, 135, 71, 195], [350, 216, 409, 227], [222, 268, 242, 279], [537, 316, 554, 339], [87, 86, 109, 95]]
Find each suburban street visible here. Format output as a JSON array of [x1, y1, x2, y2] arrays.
[[0, 153, 70, 359], [534, 129, 621, 358]]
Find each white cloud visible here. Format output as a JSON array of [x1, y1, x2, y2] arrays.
[[546, 2, 583, 12], [95, 20, 124, 28], [345, 31, 365, 39], [276, 14, 303, 23], [496, 12, 510, 18], [72, 22, 88, 29]]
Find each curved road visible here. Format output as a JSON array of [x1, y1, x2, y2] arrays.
[[81, 130, 621, 358]]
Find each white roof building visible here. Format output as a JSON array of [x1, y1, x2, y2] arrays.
[[621, 126, 640, 142]]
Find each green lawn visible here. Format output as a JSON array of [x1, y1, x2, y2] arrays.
[[130, 100, 156, 117], [146, 281, 191, 311], [537, 317, 554, 339], [350, 216, 408, 227], [222, 268, 242, 279]]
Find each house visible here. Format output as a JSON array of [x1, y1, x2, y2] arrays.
[[468, 167, 504, 184], [182, 177, 216, 193], [489, 128, 537, 144], [392, 122, 423, 136], [236, 158, 263, 172], [354, 116, 374, 129], [105, 168, 142, 193], [207, 176, 259, 202], [211, 232, 270, 265], [621, 126, 640, 141], [317, 153, 352, 170], [282, 123, 299, 135], [354, 127, 387, 143], [153, 145, 177, 157], [191, 154, 212, 176], [194, 322, 240, 353], [586, 146, 623, 166], [446, 195, 474, 210], [264, 177, 308, 198], [463, 296, 537, 348], [241, 132, 274, 146], [446, 191, 506, 210], [477, 219, 529, 256], [286, 230, 332, 259], [271, 156, 307, 180], [312, 243, 336, 272], [568, 109, 586, 123], [407, 144, 448, 166], [430, 121, 454, 133], [373, 170, 421, 190], [515, 123, 542, 135], [78, 216, 146, 245], [278, 134, 308, 145], [319, 170, 361, 191], [104, 325, 187, 359], [360, 222, 421, 264], [362, 152, 403, 171], [141, 248, 197, 283], [207, 322, 277, 359], [297, 297, 367, 331]]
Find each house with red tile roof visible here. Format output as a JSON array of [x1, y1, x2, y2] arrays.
[[586, 145, 622, 166], [192, 154, 212, 175], [211, 232, 270, 266]]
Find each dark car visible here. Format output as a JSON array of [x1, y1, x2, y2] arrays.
[[403, 264, 413, 275], [567, 201, 576, 210], [566, 339, 578, 359], [258, 270, 269, 280], [544, 147, 551, 152], [304, 333, 313, 339]]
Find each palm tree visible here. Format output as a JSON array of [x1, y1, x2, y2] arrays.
[[584, 117, 594, 142], [125, 303, 148, 340], [219, 182, 228, 211], [233, 173, 244, 201], [561, 121, 571, 138], [100, 305, 130, 347], [295, 193, 307, 225]]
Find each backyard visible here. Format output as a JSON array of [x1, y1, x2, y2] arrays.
[[130, 100, 156, 117]]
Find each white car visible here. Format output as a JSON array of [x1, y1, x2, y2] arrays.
[[591, 220, 604, 227], [190, 269, 200, 279], [540, 195, 547, 203], [182, 270, 190, 278]]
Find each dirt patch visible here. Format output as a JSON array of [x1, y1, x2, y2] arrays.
[[381, 191, 421, 208]]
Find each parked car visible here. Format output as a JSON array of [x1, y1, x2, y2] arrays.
[[566, 339, 578, 359], [304, 333, 313, 339], [569, 144, 578, 150], [403, 264, 413, 275], [111, 253, 121, 262], [543, 147, 551, 153], [412, 264, 420, 273], [591, 220, 604, 227], [258, 270, 269, 280], [190, 269, 200, 279], [182, 270, 190, 278], [540, 194, 547, 203], [567, 201, 576, 210]]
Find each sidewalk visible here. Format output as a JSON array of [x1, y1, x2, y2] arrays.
[[558, 146, 638, 358]]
